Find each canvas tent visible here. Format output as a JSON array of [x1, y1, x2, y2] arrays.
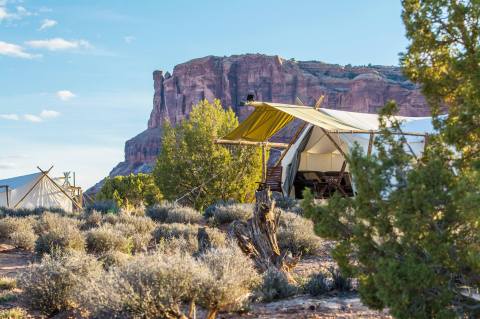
[[0, 168, 82, 213], [219, 101, 435, 199]]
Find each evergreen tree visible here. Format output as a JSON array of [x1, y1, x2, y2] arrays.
[[153, 99, 262, 210], [303, 1, 480, 317]]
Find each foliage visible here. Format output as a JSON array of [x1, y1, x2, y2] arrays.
[[197, 244, 260, 316], [277, 210, 322, 256], [206, 203, 253, 225], [0, 277, 16, 291], [0, 217, 37, 250], [147, 203, 202, 224], [85, 200, 119, 215], [329, 267, 353, 292], [304, 273, 330, 297], [258, 269, 298, 302], [153, 99, 263, 210], [18, 251, 102, 315], [34, 222, 85, 257], [96, 173, 162, 210], [302, 2, 480, 318], [0, 307, 27, 319], [85, 225, 132, 255]]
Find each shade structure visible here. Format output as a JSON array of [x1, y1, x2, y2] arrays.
[[221, 101, 435, 198], [0, 171, 75, 212]]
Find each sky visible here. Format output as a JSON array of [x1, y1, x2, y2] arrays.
[[0, 0, 408, 189]]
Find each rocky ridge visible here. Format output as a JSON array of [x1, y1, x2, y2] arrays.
[[103, 54, 429, 187]]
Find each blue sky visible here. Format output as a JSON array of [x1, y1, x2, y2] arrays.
[[0, 0, 407, 189]]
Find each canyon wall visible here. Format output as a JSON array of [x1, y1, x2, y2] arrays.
[[106, 54, 428, 181]]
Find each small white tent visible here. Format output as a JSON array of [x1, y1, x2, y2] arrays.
[[219, 101, 436, 199], [0, 169, 81, 213]]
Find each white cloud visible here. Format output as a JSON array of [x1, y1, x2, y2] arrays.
[[26, 38, 92, 51], [0, 113, 19, 120], [0, 41, 36, 59], [40, 109, 60, 119], [56, 90, 76, 101], [39, 18, 57, 30], [23, 114, 43, 123], [124, 35, 135, 44], [0, 7, 8, 20]]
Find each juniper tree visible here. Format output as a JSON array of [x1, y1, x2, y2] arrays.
[[303, 1, 480, 318]]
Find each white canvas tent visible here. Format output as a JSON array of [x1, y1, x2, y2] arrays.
[[219, 101, 436, 199], [0, 168, 81, 213]]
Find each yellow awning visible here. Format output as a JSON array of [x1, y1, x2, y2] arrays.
[[223, 102, 367, 142]]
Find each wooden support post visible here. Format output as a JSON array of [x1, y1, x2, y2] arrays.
[[261, 143, 267, 183], [5, 186, 8, 208], [40, 168, 83, 211], [367, 132, 375, 156], [14, 166, 53, 209]]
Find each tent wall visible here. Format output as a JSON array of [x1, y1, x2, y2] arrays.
[[0, 173, 73, 213]]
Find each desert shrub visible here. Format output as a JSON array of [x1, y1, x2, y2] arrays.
[[277, 210, 321, 256], [86, 225, 132, 255], [0, 307, 27, 319], [257, 269, 298, 302], [0, 207, 65, 218], [35, 225, 85, 257], [0, 217, 37, 250], [207, 203, 253, 225], [272, 194, 303, 214], [18, 251, 102, 315], [80, 250, 206, 318], [0, 277, 16, 290], [102, 213, 119, 225], [197, 244, 260, 316], [305, 273, 330, 297], [81, 210, 103, 229], [116, 213, 156, 234], [147, 203, 202, 224], [98, 250, 131, 270], [329, 267, 353, 292], [153, 223, 226, 254], [33, 212, 80, 235]]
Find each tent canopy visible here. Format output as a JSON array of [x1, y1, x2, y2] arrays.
[[0, 170, 77, 212], [223, 101, 428, 142], [221, 101, 435, 198]]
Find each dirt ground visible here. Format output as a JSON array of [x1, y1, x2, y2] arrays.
[[0, 243, 391, 319]]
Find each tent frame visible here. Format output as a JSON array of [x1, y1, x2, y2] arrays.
[[12, 166, 83, 211], [0, 186, 9, 208]]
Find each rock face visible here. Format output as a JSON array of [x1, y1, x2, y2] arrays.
[[106, 54, 428, 182]]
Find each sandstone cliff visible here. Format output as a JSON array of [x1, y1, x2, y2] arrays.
[[106, 54, 428, 182]]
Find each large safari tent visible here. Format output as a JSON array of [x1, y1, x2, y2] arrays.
[[0, 167, 83, 213], [218, 100, 434, 199]]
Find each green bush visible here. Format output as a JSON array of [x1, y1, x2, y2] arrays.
[[277, 210, 322, 256], [18, 251, 101, 315], [85, 200, 119, 214], [86, 225, 132, 255], [33, 212, 80, 235], [257, 269, 297, 302], [329, 267, 353, 292]]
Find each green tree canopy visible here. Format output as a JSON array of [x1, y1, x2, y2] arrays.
[[97, 173, 162, 210], [303, 1, 480, 318], [153, 99, 262, 210]]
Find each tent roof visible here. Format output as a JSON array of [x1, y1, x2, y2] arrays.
[[223, 101, 431, 142], [0, 172, 42, 193]]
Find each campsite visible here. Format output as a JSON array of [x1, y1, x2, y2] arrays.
[[1, 1, 479, 318]]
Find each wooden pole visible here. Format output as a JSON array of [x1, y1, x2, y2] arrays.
[[320, 128, 347, 158], [215, 139, 288, 149], [367, 132, 375, 156], [261, 143, 267, 183], [0, 186, 9, 208], [39, 168, 83, 211], [14, 166, 53, 209]]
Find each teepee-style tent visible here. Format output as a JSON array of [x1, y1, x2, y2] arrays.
[[218, 100, 435, 199], [0, 167, 82, 213]]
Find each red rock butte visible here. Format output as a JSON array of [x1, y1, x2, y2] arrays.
[[102, 54, 429, 187]]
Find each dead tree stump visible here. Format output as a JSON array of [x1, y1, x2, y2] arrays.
[[231, 187, 300, 278]]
